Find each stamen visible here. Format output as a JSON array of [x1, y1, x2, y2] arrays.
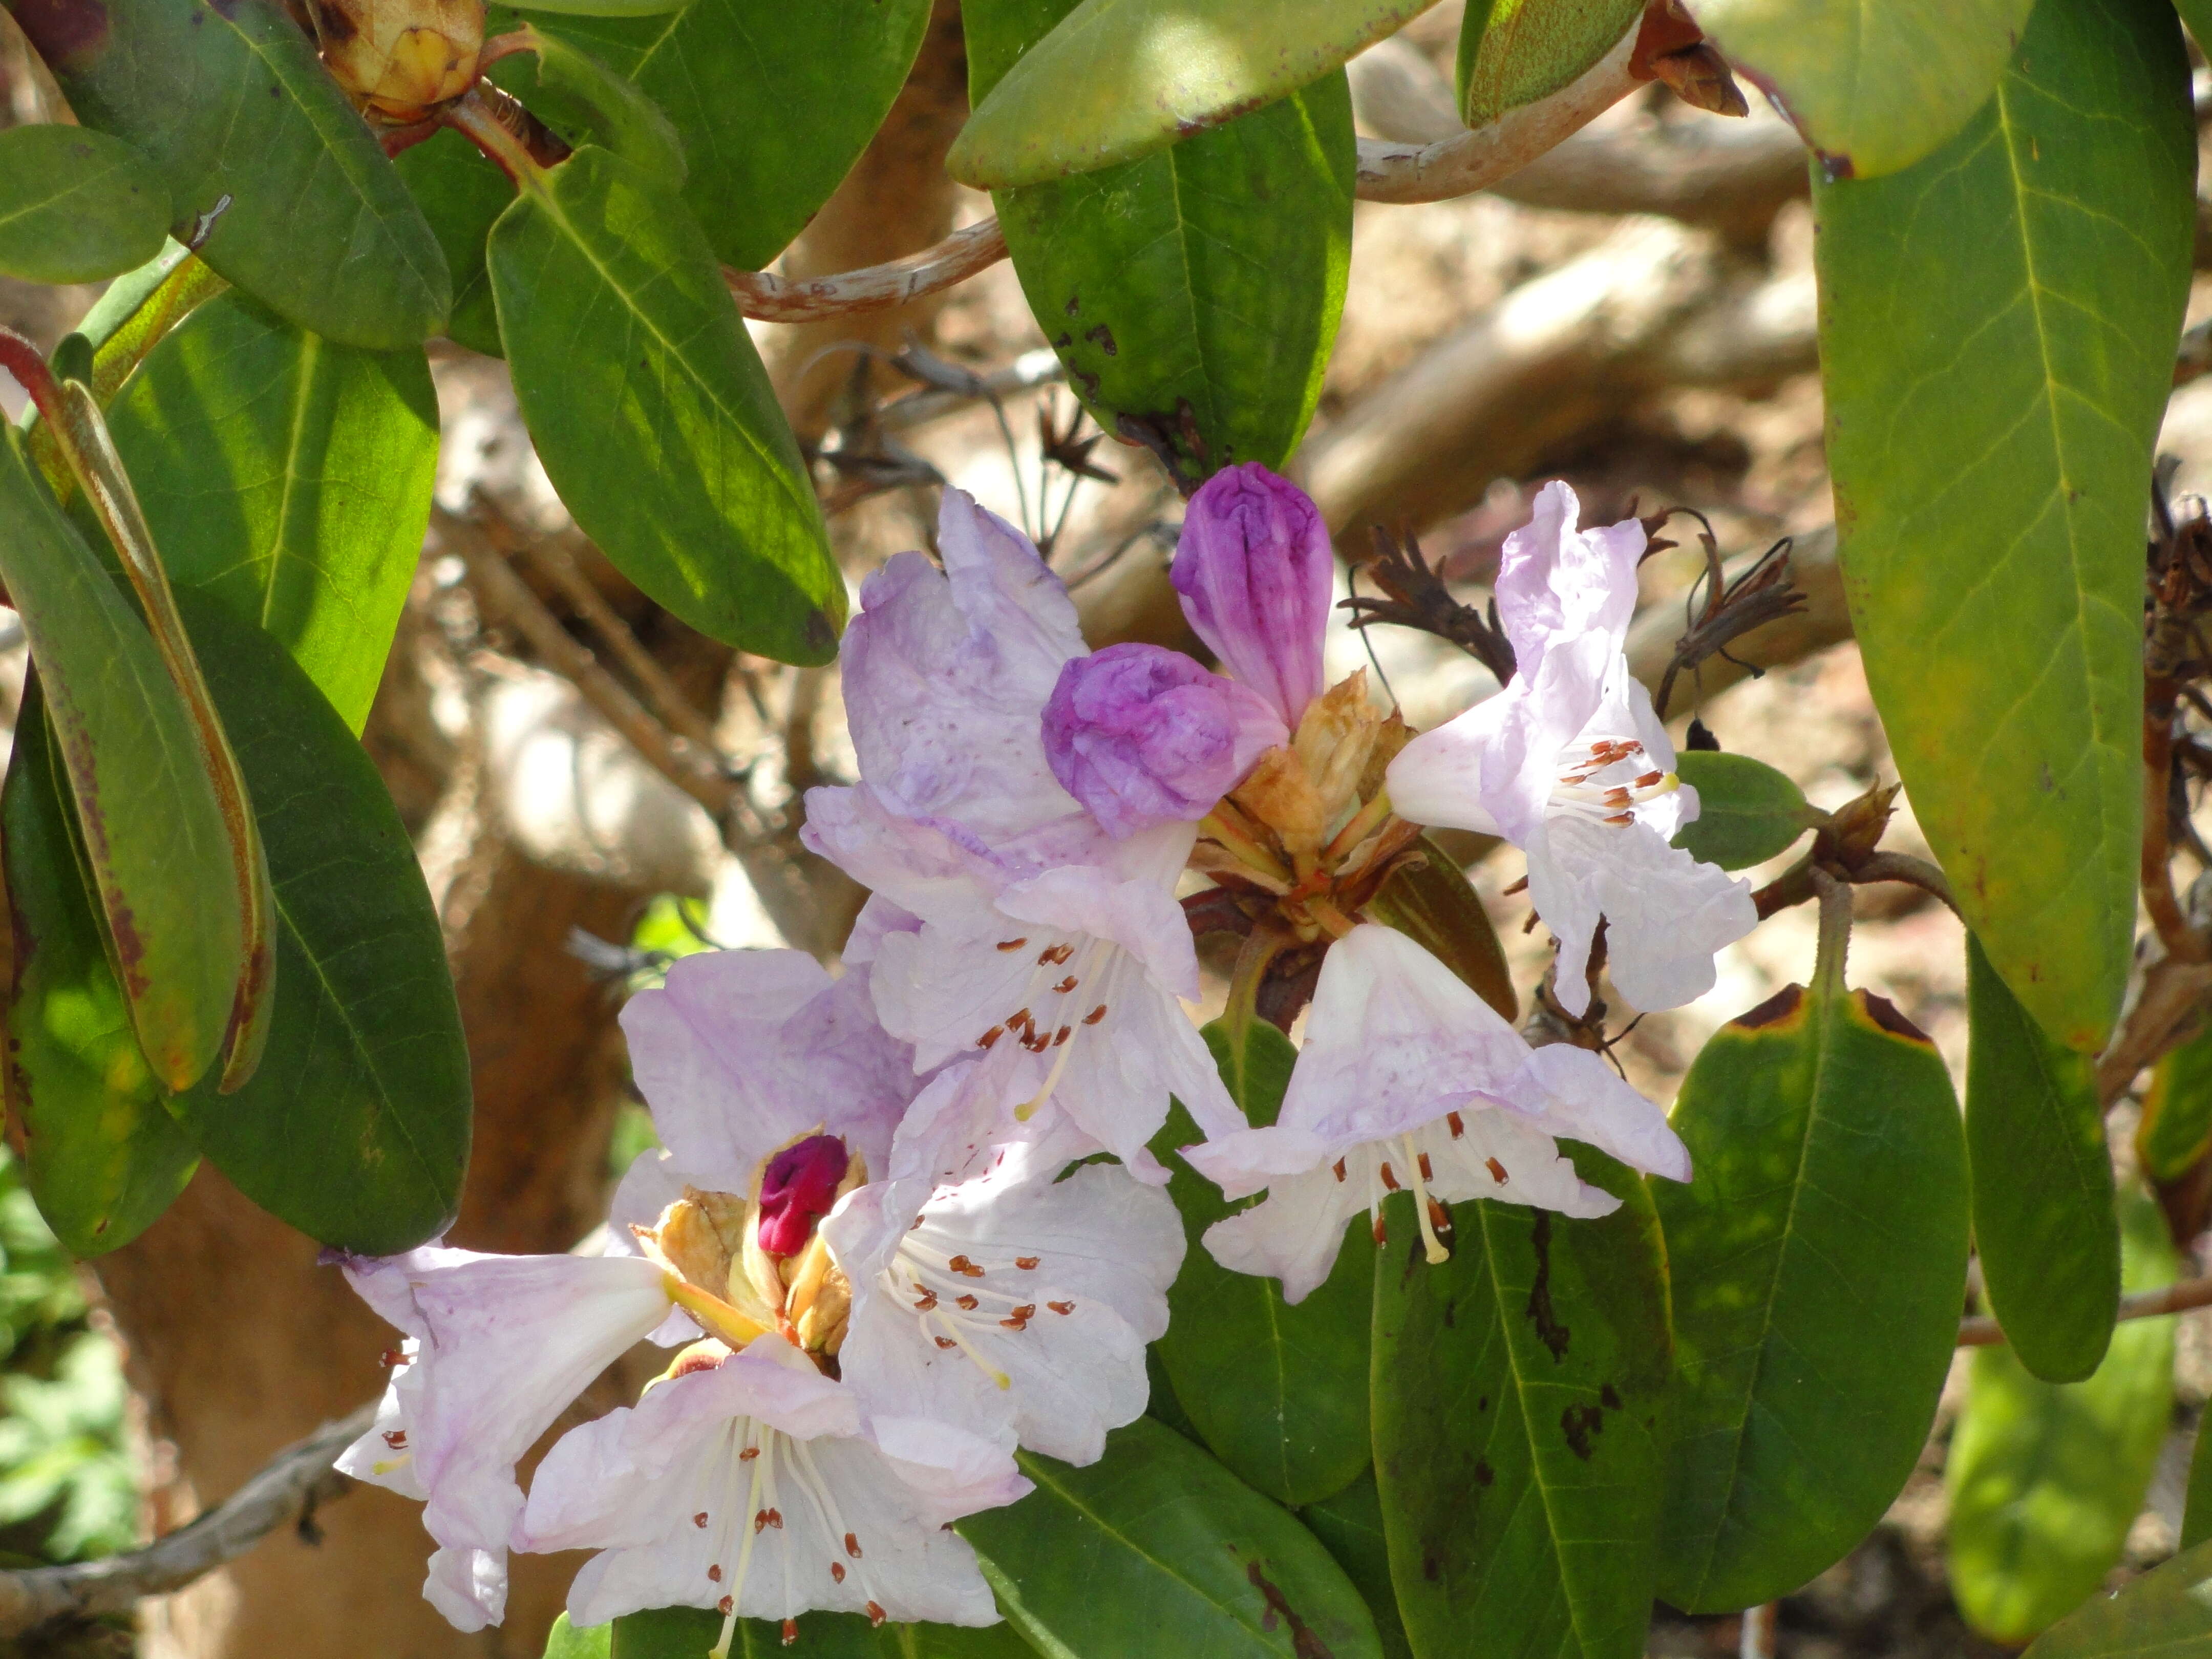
[[847, 1534, 862, 1559], [947, 1256, 986, 1278], [832, 1562, 846, 1583], [930, 1309, 1013, 1388], [695, 1512, 710, 1528], [1400, 1135, 1450, 1266], [1417, 1152, 1434, 1181], [1002, 1304, 1036, 1330], [996, 938, 1029, 952], [979, 1026, 1003, 1049], [868, 1602, 888, 1627], [383, 1430, 408, 1450], [1486, 1157, 1508, 1185], [1037, 943, 1074, 966], [1379, 1161, 1400, 1192], [1634, 771, 1663, 788], [709, 1565, 723, 1582], [934, 1335, 959, 1350], [740, 1447, 760, 1462], [380, 1348, 408, 1368], [1049, 1300, 1075, 1315], [1052, 975, 1078, 994], [783, 1620, 799, 1646], [955, 1294, 979, 1310], [1083, 1004, 1108, 1025], [1332, 1158, 1348, 1182], [1447, 1112, 1465, 1139], [913, 1289, 938, 1311], [711, 1426, 772, 1659], [1016, 1257, 1040, 1270]]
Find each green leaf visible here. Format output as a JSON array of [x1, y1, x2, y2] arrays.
[[1653, 982, 1970, 1611], [0, 126, 169, 285], [1689, 0, 2034, 178], [488, 146, 842, 664], [2185, 1422, 2212, 1554], [2024, 1536, 2212, 1659], [1966, 932, 2119, 1383], [504, 24, 687, 188], [1360, 834, 1516, 1021], [950, 0, 1437, 188], [1814, 0, 2195, 1053], [2137, 1023, 2212, 1181], [163, 592, 468, 1254], [970, 2, 1353, 482], [1, 690, 200, 1257], [2179, 0, 2212, 53], [1299, 1473, 1415, 1659], [0, 430, 243, 1095], [522, 0, 930, 270], [96, 293, 440, 733], [961, 1416, 1382, 1659], [1948, 1190, 2180, 1643], [611, 1607, 1037, 1657], [1373, 1151, 1671, 1659], [1151, 1019, 1372, 1507], [7, 0, 451, 350], [546, 1613, 612, 1659], [1456, 0, 1640, 128], [1670, 752, 1811, 872], [394, 131, 512, 357]]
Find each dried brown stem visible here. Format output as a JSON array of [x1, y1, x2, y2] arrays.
[[0, 1403, 373, 1635], [1958, 1272, 2212, 1347], [728, 217, 1009, 324], [2145, 682, 2210, 963]]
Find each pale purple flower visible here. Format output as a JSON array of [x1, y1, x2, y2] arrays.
[[1183, 924, 1690, 1303], [825, 1140, 1182, 1465], [1041, 642, 1285, 839], [1172, 462, 1334, 728], [804, 492, 1242, 1177], [516, 1335, 1019, 1641], [1385, 481, 1755, 1015]]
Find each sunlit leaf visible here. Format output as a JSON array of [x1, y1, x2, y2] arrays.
[[0, 126, 169, 286], [1456, 0, 1640, 127]]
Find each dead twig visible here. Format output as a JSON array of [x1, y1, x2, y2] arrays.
[[1342, 526, 1517, 686], [728, 218, 1009, 324], [0, 1403, 373, 1635], [1650, 522, 1805, 719]]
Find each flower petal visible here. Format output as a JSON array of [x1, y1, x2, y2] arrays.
[[1171, 463, 1334, 729]]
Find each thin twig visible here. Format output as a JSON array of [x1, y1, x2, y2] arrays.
[[1958, 1272, 2212, 1346], [0, 1403, 373, 1635], [727, 219, 1010, 324], [437, 506, 738, 821]]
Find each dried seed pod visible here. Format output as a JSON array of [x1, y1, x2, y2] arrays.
[[308, 0, 483, 123]]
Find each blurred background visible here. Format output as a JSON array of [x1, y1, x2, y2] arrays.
[[3, 4, 2210, 1655]]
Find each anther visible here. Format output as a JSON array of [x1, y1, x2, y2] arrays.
[[979, 1026, 1004, 1049], [380, 1348, 408, 1368], [1332, 1158, 1348, 1182], [1052, 1025, 1071, 1046], [1049, 1301, 1075, 1315], [782, 1620, 799, 1646], [1083, 1004, 1108, 1024], [1379, 1161, 1400, 1191], [1428, 1198, 1454, 1235], [1447, 1112, 1465, 1139], [1371, 1213, 1388, 1244], [754, 1508, 780, 1534], [996, 938, 1029, 952], [934, 1336, 958, 1350], [1486, 1157, 1508, 1184], [955, 1294, 979, 1311], [867, 1601, 888, 1627], [846, 1533, 863, 1559], [718, 1596, 734, 1615], [1418, 1152, 1434, 1181], [709, 1565, 723, 1582], [914, 1290, 938, 1311], [1037, 943, 1075, 966], [1002, 1305, 1036, 1329], [739, 1447, 760, 1462], [1604, 812, 1635, 825], [1016, 1256, 1039, 1270], [947, 1256, 986, 1278], [831, 1562, 846, 1583], [694, 1512, 710, 1528], [383, 1430, 408, 1449], [1052, 975, 1078, 994], [1634, 771, 1663, 787]]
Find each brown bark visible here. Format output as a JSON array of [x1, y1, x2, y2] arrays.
[[99, 846, 649, 1659]]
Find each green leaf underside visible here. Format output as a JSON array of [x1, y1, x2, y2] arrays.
[[609, 1607, 1036, 1657], [0, 125, 169, 286], [960, 1417, 1383, 1659], [970, 0, 1353, 483], [1299, 1473, 1417, 1659], [1362, 835, 1517, 1020], [164, 593, 468, 1253], [97, 294, 439, 733], [0, 432, 243, 1093], [1814, 0, 2195, 1052], [489, 146, 843, 664], [1965, 933, 2119, 1382], [2138, 1024, 2212, 1180], [950, 0, 1436, 188], [1947, 1191, 2179, 1643], [1456, 0, 1640, 129], [1690, 0, 2035, 178], [1653, 983, 1969, 1612], [4, 0, 449, 349], [2, 692, 200, 1257], [1373, 1151, 1671, 1659], [1153, 1020, 1372, 1507], [395, 131, 515, 358], [2023, 1536, 2212, 1659], [1670, 752, 1811, 872], [521, 0, 931, 270]]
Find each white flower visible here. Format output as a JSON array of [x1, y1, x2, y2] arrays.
[[1386, 481, 1755, 1014], [1182, 925, 1690, 1303]]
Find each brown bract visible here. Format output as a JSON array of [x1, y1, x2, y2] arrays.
[[308, 0, 482, 123]]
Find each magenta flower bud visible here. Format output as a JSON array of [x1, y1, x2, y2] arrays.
[[1171, 463, 1335, 729], [1041, 643, 1286, 840], [756, 1133, 852, 1256]]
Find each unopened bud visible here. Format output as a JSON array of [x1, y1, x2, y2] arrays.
[[307, 0, 483, 123], [756, 1134, 855, 1257]]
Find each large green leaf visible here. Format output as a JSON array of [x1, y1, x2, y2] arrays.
[[4, 0, 450, 350], [0, 430, 242, 1095], [1671, 753, 1811, 873], [2, 691, 200, 1257], [1152, 1019, 1372, 1507], [545, 1612, 612, 1658], [1456, 0, 1639, 128], [497, 25, 686, 189], [950, 0, 1436, 187], [1373, 1151, 1671, 1659], [1948, 1191, 2179, 1643], [962, 1416, 1382, 1659], [1299, 1473, 1415, 1659], [611, 1608, 1034, 1657], [0, 126, 169, 285], [1966, 933, 2118, 1383], [96, 293, 439, 733], [2137, 1023, 2212, 1181], [971, 0, 1353, 483], [524, 0, 930, 270], [2024, 1537, 2212, 1659], [488, 146, 842, 664], [1691, 0, 2035, 178], [1653, 982, 1969, 1611], [163, 593, 468, 1253], [1815, 0, 2195, 1053], [394, 132, 512, 358], [1362, 835, 1516, 1021]]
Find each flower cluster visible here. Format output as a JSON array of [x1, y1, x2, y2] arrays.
[[338, 466, 1754, 1642]]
